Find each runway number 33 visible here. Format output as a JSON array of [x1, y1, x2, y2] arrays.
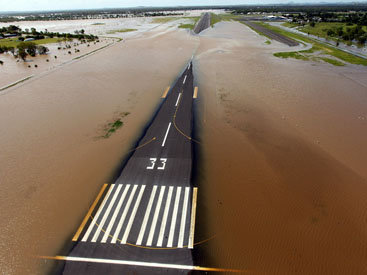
[[146, 158, 167, 170]]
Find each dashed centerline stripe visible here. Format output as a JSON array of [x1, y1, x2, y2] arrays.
[[175, 93, 182, 107], [162, 122, 172, 147], [183, 75, 187, 84]]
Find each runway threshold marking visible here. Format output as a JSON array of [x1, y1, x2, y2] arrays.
[[175, 93, 182, 107], [81, 184, 115, 242], [157, 186, 173, 247], [137, 185, 158, 245], [161, 86, 170, 98], [147, 186, 166, 246], [167, 187, 181, 247], [72, 184, 108, 242], [183, 75, 187, 84], [161, 122, 172, 147], [39, 256, 244, 273], [193, 87, 198, 99], [188, 187, 198, 249]]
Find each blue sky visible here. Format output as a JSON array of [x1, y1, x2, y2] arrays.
[[0, 0, 364, 12]]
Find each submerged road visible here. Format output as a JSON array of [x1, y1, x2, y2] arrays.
[[194, 12, 211, 34], [62, 61, 199, 274]]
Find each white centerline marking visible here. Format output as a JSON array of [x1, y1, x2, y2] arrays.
[[175, 93, 182, 107], [137, 186, 157, 245], [161, 123, 172, 147], [178, 187, 190, 248], [111, 185, 138, 243], [147, 186, 166, 246], [157, 186, 173, 247], [183, 75, 187, 84], [167, 187, 181, 247], [82, 184, 114, 242], [188, 63, 191, 70], [91, 184, 122, 242], [121, 185, 146, 244], [101, 184, 130, 243]]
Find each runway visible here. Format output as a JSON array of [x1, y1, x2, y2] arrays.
[[62, 61, 199, 274]]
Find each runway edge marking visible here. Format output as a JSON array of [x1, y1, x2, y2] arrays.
[[188, 187, 198, 249], [72, 184, 108, 242], [161, 86, 170, 98], [39, 256, 244, 273]]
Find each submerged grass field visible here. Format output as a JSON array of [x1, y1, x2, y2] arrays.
[[254, 22, 367, 66], [106, 28, 137, 34], [0, 37, 61, 47]]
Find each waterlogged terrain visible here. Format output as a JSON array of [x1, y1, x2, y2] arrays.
[[1, 17, 367, 275]]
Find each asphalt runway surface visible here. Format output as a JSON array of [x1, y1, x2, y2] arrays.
[[194, 12, 211, 34], [61, 61, 199, 274], [241, 20, 300, 47]]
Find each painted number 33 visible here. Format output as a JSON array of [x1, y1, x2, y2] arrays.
[[146, 158, 167, 170]]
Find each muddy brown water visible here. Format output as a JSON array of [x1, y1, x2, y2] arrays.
[[1, 20, 367, 274]]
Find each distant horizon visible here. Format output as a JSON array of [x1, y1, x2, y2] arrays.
[[1, 1, 367, 13]]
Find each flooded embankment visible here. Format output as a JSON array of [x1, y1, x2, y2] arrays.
[[194, 21, 367, 274], [0, 27, 198, 274]]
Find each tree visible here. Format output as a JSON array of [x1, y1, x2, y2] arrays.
[[0, 60, 3, 65], [37, 45, 49, 55], [310, 21, 316, 27]]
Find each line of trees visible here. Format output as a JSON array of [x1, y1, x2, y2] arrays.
[[0, 42, 49, 60]]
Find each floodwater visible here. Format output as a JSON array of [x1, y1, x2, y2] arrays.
[[194, 22, 367, 274], [1, 18, 367, 275], [0, 26, 198, 274]]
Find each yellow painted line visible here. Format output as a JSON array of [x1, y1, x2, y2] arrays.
[[161, 86, 170, 98], [38, 256, 245, 273], [188, 187, 198, 249], [193, 87, 198, 99], [72, 184, 108, 242]]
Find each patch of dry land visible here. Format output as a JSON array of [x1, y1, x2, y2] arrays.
[[1, 17, 367, 275]]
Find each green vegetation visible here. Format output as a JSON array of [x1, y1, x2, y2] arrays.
[[106, 28, 137, 34], [210, 13, 221, 27], [265, 40, 271, 45], [91, 23, 105, 25], [178, 23, 195, 30], [256, 22, 367, 66], [152, 17, 178, 23], [274, 51, 309, 61], [102, 112, 130, 139], [281, 22, 299, 28], [0, 37, 61, 48], [318, 57, 345, 66]]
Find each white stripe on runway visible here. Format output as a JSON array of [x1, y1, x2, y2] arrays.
[[161, 122, 171, 147], [81, 184, 114, 242], [136, 185, 157, 245], [183, 75, 187, 84], [111, 185, 138, 243], [175, 93, 182, 107], [147, 186, 166, 246], [167, 187, 181, 247], [178, 187, 190, 248], [91, 184, 122, 242], [101, 184, 130, 243], [121, 185, 146, 244], [157, 186, 173, 247]]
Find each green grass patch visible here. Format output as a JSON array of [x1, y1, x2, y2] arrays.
[[91, 23, 105, 25], [265, 40, 271, 45], [281, 22, 299, 28], [318, 57, 345, 66], [210, 13, 221, 27], [102, 112, 130, 139], [274, 51, 309, 61], [178, 23, 195, 30], [257, 22, 367, 66], [152, 17, 179, 24], [0, 37, 61, 47], [106, 28, 137, 34]]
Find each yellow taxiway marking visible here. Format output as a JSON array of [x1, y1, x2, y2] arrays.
[[38, 256, 244, 273], [72, 184, 108, 242], [188, 187, 198, 249], [161, 86, 170, 98], [193, 87, 198, 99]]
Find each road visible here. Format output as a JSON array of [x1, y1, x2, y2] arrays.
[[194, 12, 211, 34], [241, 20, 300, 47], [61, 61, 199, 274]]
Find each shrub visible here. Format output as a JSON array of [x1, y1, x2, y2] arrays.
[[0, 60, 3, 65]]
